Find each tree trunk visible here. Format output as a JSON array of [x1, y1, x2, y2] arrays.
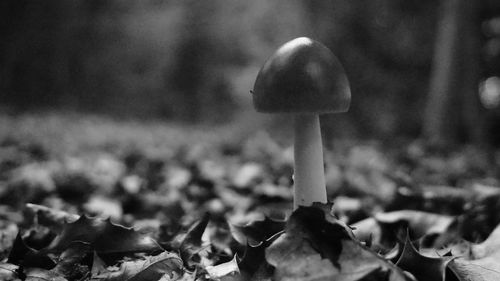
[[459, 0, 483, 144], [422, 0, 483, 145], [423, 0, 462, 145]]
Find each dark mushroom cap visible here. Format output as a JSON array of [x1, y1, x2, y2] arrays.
[[253, 37, 350, 113]]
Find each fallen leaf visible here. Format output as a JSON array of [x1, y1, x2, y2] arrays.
[[8, 233, 55, 269], [94, 220, 162, 255], [352, 210, 456, 248], [266, 205, 410, 281], [267, 233, 339, 281], [230, 215, 285, 245], [205, 255, 240, 280], [91, 252, 108, 277], [336, 239, 412, 281], [92, 251, 183, 281], [46, 216, 162, 256], [395, 234, 452, 281], [24, 267, 67, 281], [0, 262, 20, 281], [24, 203, 79, 232], [52, 242, 92, 279], [238, 232, 281, 277], [448, 223, 500, 281], [179, 213, 211, 269], [46, 216, 106, 253]]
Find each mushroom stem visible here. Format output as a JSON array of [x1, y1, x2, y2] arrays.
[[293, 114, 327, 209]]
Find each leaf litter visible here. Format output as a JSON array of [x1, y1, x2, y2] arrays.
[[1, 115, 500, 280]]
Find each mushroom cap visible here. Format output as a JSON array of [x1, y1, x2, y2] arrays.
[[253, 37, 351, 113]]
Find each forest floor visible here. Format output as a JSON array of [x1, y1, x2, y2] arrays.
[[0, 113, 500, 281]]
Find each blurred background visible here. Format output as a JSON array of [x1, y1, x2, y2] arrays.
[[1, 0, 500, 145], [3, 3, 500, 278]]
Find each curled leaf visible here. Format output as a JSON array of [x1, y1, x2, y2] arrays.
[[8, 232, 55, 269], [230, 215, 285, 245], [449, 224, 500, 281], [206, 255, 240, 280], [395, 234, 452, 281]]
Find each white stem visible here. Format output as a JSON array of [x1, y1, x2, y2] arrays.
[[293, 114, 327, 209]]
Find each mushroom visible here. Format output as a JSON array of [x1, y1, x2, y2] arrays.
[[252, 37, 351, 209]]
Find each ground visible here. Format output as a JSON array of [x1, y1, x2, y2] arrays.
[[0, 113, 499, 281]]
